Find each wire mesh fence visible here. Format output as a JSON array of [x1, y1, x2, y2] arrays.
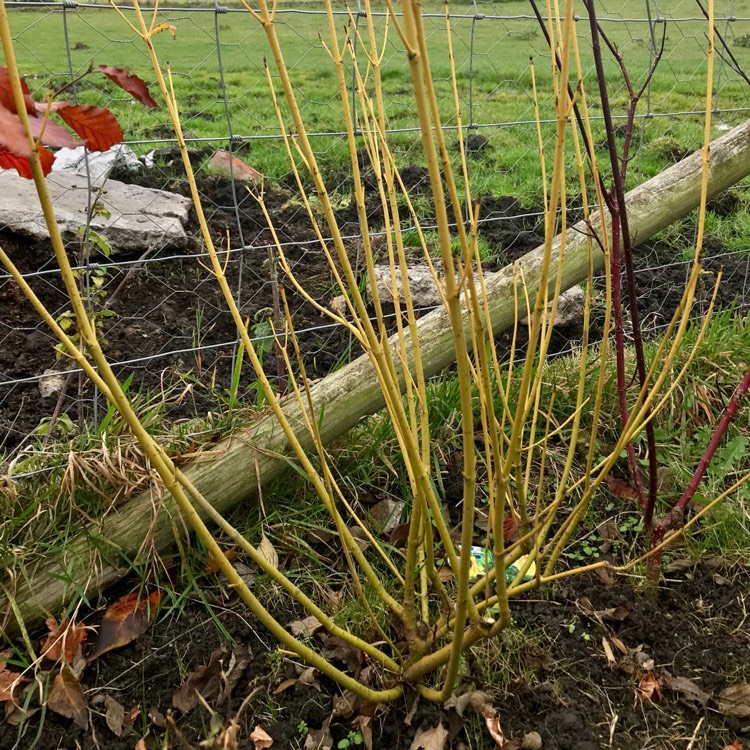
[[0, 0, 748, 455]]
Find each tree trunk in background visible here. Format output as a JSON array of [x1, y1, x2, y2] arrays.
[[2, 119, 750, 640]]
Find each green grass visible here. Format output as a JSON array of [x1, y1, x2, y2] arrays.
[[8, 0, 750, 200]]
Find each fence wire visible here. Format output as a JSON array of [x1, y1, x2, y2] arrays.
[[0, 0, 748, 454]]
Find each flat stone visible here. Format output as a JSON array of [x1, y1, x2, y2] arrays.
[[0, 169, 193, 255]]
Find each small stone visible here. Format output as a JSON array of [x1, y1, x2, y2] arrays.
[[521, 731, 543, 750]]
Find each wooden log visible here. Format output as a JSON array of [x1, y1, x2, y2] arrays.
[[2, 120, 750, 639]]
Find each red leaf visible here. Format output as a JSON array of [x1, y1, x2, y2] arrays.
[[0, 66, 37, 115], [27, 114, 82, 149], [55, 105, 123, 152], [0, 107, 31, 157], [97, 66, 158, 108], [605, 473, 637, 500], [48, 665, 88, 728], [89, 591, 161, 661], [41, 618, 88, 664], [0, 145, 54, 178]]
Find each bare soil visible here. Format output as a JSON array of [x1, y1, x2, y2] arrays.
[[1, 559, 748, 749], [1, 164, 746, 454]]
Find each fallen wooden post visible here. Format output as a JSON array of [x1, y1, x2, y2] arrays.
[[2, 119, 749, 639]]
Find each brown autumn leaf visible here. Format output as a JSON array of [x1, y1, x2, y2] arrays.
[[89, 591, 161, 661], [48, 665, 88, 728], [41, 617, 88, 664], [577, 596, 629, 623], [605, 473, 637, 500], [55, 104, 123, 152], [368, 498, 404, 536], [217, 645, 252, 705], [0, 661, 28, 702], [483, 706, 505, 747], [717, 683, 750, 718], [290, 615, 324, 638], [410, 723, 449, 750], [723, 740, 743, 750], [661, 670, 710, 708], [637, 673, 663, 702], [0, 66, 37, 115], [104, 694, 125, 737], [258, 534, 279, 570], [172, 647, 226, 714], [97, 66, 158, 108], [602, 637, 616, 666], [205, 547, 236, 575], [250, 726, 273, 749]]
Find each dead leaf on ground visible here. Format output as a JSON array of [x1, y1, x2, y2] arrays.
[[48, 665, 88, 728], [218, 645, 252, 705], [577, 596, 628, 623], [205, 548, 236, 574], [661, 670, 710, 708], [305, 726, 334, 750], [104, 694, 125, 736], [446, 690, 492, 718], [290, 615, 324, 638], [258, 535, 279, 570], [482, 707, 505, 747], [202, 719, 240, 749], [610, 636, 629, 655], [250, 725, 273, 749], [273, 678, 299, 695], [89, 591, 161, 661], [410, 723, 449, 750], [637, 673, 663, 702], [0, 661, 28, 702], [602, 637, 616, 666], [233, 562, 256, 589], [124, 703, 141, 728], [723, 741, 743, 750], [717, 683, 750, 718], [605, 474, 637, 499], [368, 498, 405, 536], [319, 636, 363, 677], [172, 647, 226, 714], [389, 522, 411, 547], [331, 689, 361, 719], [40, 618, 88, 664], [617, 644, 653, 675]]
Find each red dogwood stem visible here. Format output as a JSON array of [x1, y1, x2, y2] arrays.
[[665, 364, 750, 528]]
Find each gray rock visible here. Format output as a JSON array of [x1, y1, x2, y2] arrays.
[[0, 170, 193, 254], [522, 284, 586, 327], [370, 263, 444, 309]]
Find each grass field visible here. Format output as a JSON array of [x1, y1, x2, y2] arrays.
[[8, 0, 750, 198]]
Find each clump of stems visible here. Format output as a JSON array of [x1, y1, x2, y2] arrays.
[[0, 0, 746, 702]]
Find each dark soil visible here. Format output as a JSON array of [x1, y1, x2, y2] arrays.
[[1, 153, 746, 455], [2, 559, 748, 749]]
